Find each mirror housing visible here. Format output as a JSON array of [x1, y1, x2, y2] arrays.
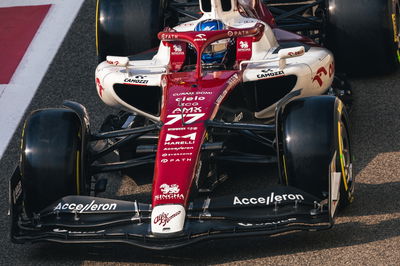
[[278, 46, 305, 69], [106, 56, 129, 67]]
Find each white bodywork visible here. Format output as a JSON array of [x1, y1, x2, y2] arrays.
[[151, 205, 186, 235], [95, 0, 334, 120]]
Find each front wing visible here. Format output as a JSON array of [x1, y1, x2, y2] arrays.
[[9, 167, 337, 250]]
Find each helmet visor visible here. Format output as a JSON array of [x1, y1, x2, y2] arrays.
[[204, 39, 229, 54]]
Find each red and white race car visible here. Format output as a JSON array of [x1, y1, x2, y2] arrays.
[[11, 0, 369, 249]]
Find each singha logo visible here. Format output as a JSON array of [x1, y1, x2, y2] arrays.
[[173, 44, 182, 52], [239, 41, 249, 49], [160, 184, 180, 194]]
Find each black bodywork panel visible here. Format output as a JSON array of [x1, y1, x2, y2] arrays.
[[10, 166, 333, 250]]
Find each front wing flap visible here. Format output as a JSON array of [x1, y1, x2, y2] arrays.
[[10, 167, 334, 250]]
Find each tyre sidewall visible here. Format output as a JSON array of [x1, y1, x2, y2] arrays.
[[282, 96, 339, 199], [21, 109, 82, 216]]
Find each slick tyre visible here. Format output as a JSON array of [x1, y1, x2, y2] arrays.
[[326, 0, 400, 74], [20, 109, 84, 217], [96, 0, 166, 62], [282, 96, 354, 206]]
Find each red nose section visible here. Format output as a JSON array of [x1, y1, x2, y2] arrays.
[[152, 71, 241, 207]]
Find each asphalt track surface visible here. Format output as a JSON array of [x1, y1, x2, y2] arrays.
[[1, 0, 400, 265]]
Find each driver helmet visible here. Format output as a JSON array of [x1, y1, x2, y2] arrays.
[[195, 19, 229, 64]]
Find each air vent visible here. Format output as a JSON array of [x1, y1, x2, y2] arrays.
[[113, 84, 161, 116]]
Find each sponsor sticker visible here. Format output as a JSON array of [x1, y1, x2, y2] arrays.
[[124, 76, 149, 85], [238, 40, 251, 52], [163, 146, 194, 151], [173, 91, 212, 96], [106, 60, 119, 65], [257, 69, 285, 79], [171, 44, 184, 55], [194, 33, 207, 41], [233, 192, 304, 205], [153, 211, 182, 226], [160, 183, 180, 194], [227, 30, 250, 37], [176, 96, 205, 102], [165, 133, 196, 142], [288, 50, 304, 57], [172, 107, 202, 113], [161, 158, 192, 163], [313, 67, 327, 87], [155, 184, 184, 200], [167, 126, 198, 131], [53, 200, 118, 213], [161, 33, 179, 40], [162, 152, 193, 157]]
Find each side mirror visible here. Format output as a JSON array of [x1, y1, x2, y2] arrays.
[[106, 56, 129, 67], [278, 46, 305, 69]]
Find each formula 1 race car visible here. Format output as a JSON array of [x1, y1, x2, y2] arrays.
[[10, 0, 356, 249]]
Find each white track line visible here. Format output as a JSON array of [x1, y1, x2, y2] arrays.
[[0, 0, 55, 7], [0, 0, 85, 159]]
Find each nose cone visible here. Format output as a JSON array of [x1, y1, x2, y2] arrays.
[[151, 205, 186, 235]]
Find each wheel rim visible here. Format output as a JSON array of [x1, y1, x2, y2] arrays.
[[392, 0, 400, 62], [338, 120, 354, 201]]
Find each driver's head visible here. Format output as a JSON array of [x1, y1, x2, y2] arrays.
[[195, 19, 229, 64]]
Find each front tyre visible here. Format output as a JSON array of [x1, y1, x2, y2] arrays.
[[281, 96, 354, 207], [20, 109, 86, 217]]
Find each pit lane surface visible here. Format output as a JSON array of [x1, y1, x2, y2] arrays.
[[1, 0, 400, 264]]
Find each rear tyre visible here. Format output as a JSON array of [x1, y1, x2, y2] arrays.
[[326, 0, 400, 74], [20, 109, 84, 217], [96, 0, 166, 62], [282, 96, 354, 206]]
